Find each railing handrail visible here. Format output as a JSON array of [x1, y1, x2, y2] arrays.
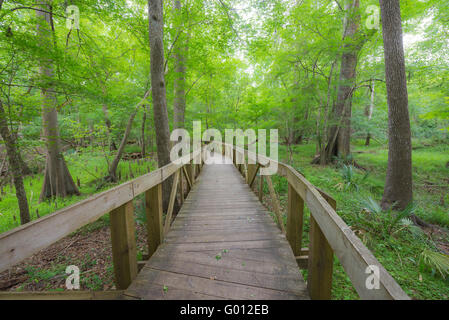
[[217, 142, 409, 300], [0, 148, 203, 273]]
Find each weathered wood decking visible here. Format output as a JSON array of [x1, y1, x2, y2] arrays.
[[123, 157, 309, 300]]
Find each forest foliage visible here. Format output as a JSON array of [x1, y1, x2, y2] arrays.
[[0, 0, 448, 299]]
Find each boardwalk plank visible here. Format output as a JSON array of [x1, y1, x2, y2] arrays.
[[124, 159, 309, 300]]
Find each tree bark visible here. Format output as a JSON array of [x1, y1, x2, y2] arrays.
[[148, 0, 175, 211], [324, 0, 362, 163], [146, 104, 153, 153], [37, 0, 80, 201], [0, 100, 30, 224], [11, 131, 33, 175], [107, 93, 150, 182], [379, 0, 413, 210], [141, 110, 146, 157], [101, 87, 118, 151], [107, 109, 138, 182], [365, 81, 375, 146], [173, 0, 188, 129]]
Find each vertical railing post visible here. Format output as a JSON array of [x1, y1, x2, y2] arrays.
[[286, 183, 304, 256], [246, 163, 259, 188], [179, 167, 184, 205], [110, 201, 138, 290], [307, 196, 335, 300], [163, 169, 180, 235], [146, 183, 163, 258], [186, 161, 194, 185], [259, 175, 263, 202]]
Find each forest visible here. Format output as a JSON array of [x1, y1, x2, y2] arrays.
[[0, 0, 448, 300]]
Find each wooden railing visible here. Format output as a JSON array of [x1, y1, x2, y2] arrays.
[[0, 147, 205, 291], [1, 141, 410, 300], [219, 142, 409, 300]]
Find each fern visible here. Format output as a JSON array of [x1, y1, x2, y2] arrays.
[[358, 198, 419, 238], [339, 165, 369, 191], [420, 249, 449, 279]]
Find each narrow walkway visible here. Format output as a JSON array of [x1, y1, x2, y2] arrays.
[[123, 158, 309, 299]]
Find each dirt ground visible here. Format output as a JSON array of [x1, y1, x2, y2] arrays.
[[0, 218, 148, 292], [0, 175, 188, 293]]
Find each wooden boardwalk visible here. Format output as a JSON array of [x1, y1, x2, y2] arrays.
[[123, 157, 309, 300], [0, 147, 409, 300]]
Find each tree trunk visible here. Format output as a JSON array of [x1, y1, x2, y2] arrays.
[[102, 100, 117, 151], [11, 131, 33, 175], [365, 81, 375, 146], [0, 100, 30, 224], [379, 0, 413, 210], [17, 151, 32, 175], [148, 0, 176, 212], [324, 0, 361, 163], [37, 1, 80, 201], [146, 104, 153, 153], [107, 109, 138, 182], [141, 110, 146, 157], [107, 93, 150, 182], [173, 0, 188, 129], [99, 79, 117, 151]]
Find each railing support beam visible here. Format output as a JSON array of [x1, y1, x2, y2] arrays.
[[186, 163, 194, 186], [287, 183, 304, 256], [247, 163, 259, 187], [145, 183, 163, 258], [307, 197, 335, 300], [258, 175, 263, 202], [110, 201, 138, 290]]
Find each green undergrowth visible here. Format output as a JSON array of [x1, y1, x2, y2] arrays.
[[262, 140, 449, 300], [0, 146, 157, 233]]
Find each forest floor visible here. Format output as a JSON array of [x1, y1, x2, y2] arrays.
[[0, 140, 448, 299], [0, 145, 156, 291], [266, 139, 449, 299]]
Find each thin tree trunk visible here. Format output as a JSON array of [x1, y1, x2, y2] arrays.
[[107, 109, 138, 182], [365, 81, 375, 146], [173, 0, 188, 129], [0, 100, 30, 224], [379, 0, 413, 210], [107, 92, 150, 182], [148, 0, 175, 212], [102, 93, 117, 151], [11, 131, 33, 175], [324, 0, 361, 163], [146, 104, 153, 153], [37, 0, 79, 201], [141, 110, 146, 157], [18, 150, 32, 175], [320, 61, 337, 165]]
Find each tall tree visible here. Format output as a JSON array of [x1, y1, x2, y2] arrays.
[[36, 1, 80, 201], [0, 100, 30, 224], [365, 81, 375, 146], [148, 0, 175, 210], [324, 0, 362, 163], [100, 80, 118, 151], [106, 93, 150, 182], [379, 0, 413, 210], [173, 0, 188, 129]]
